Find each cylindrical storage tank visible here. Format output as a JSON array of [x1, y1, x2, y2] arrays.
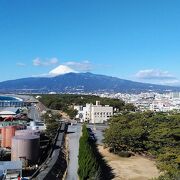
[[15, 129, 40, 136], [1, 126, 16, 148], [1, 127, 6, 147], [11, 135, 40, 164], [0, 128, 1, 144], [5, 126, 16, 148]]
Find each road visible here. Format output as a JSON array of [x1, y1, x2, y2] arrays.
[[66, 124, 82, 180], [28, 104, 41, 121], [87, 124, 108, 145]]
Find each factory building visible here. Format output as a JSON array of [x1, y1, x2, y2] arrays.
[[0, 107, 20, 118], [0, 97, 34, 108], [0, 120, 27, 128], [0, 100, 23, 108], [11, 135, 40, 165], [74, 101, 113, 123], [27, 121, 46, 131]]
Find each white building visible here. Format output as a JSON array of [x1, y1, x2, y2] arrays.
[[0, 107, 20, 118], [74, 101, 113, 123]]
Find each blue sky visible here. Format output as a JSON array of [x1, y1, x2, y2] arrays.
[[0, 0, 180, 85]]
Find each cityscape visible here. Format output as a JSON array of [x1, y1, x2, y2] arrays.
[[0, 91, 179, 179], [99, 92, 180, 112], [0, 0, 180, 180]]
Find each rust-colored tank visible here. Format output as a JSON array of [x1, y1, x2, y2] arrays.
[[5, 126, 16, 148], [11, 135, 40, 164], [1, 126, 17, 148], [1, 127, 6, 147]]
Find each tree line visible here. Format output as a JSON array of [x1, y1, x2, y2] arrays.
[[37, 94, 136, 119]]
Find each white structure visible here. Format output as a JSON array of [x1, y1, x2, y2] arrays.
[[169, 92, 180, 99], [0, 161, 22, 179], [74, 101, 113, 123], [27, 121, 46, 131], [0, 107, 20, 118]]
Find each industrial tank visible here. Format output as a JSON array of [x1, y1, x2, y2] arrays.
[[1, 126, 17, 148], [1, 127, 6, 147], [15, 129, 40, 136], [11, 135, 40, 164]]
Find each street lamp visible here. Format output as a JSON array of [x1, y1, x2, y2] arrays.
[[93, 117, 96, 131]]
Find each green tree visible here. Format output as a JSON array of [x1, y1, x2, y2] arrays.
[[78, 124, 101, 180], [104, 112, 180, 179], [41, 110, 62, 139]]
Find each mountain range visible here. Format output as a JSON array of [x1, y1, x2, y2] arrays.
[[0, 72, 179, 93]]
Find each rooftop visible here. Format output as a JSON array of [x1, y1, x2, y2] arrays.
[[0, 161, 22, 171]]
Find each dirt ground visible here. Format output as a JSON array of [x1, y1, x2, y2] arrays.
[[98, 146, 160, 180]]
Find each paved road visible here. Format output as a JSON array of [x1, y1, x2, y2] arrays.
[[65, 124, 108, 180], [87, 124, 108, 145], [66, 124, 82, 180], [28, 104, 41, 121]]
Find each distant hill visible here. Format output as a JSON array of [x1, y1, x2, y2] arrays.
[[0, 72, 179, 93]]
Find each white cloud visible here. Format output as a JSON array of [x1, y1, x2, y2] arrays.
[[32, 57, 59, 66], [65, 60, 92, 72], [135, 69, 176, 80], [49, 65, 77, 76], [33, 58, 41, 66], [158, 79, 180, 85], [16, 62, 26, 67], [135, 69, 180, 86], [48, 57, 58, 65]]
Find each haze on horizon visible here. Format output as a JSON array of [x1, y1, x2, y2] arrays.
[[0, 0, 180, 86]]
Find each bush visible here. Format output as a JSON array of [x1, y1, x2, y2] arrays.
[[117, 151, 132, 158]]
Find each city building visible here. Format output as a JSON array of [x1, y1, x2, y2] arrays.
[[74, 101, 113, 123]]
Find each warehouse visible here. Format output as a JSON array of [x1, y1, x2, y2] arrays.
[[0, 107, 20, 118]]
